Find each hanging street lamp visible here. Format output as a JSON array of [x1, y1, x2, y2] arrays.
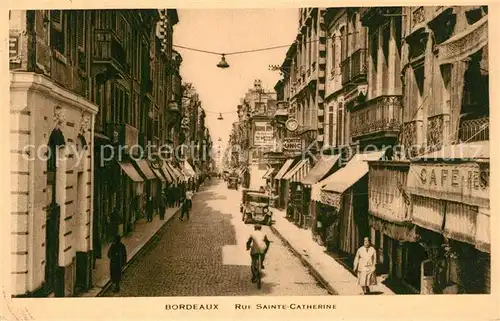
[[217, 54, 229, 69], [217, 113, 224, 120]]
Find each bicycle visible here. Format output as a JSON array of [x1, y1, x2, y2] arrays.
[[251, 254, 263, 289]]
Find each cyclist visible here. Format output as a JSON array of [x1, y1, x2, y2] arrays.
[[246, 224, 270, 283]]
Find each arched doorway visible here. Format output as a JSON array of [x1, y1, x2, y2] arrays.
[[45, 128, 65, 297]]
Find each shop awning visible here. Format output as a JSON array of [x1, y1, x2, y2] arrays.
[[151, 166, 166, 182], [301, 154, 340, 185], [135, 160, 157, 180], [312, 150, 386, 202], [160, 164, 174, 183], [323, 150, 386, 193], [282, 159, 311, 182], [239, 167, 249, 176], [262, 168, 276, 179], [274, 159, 295, 180], [119, 162, 144, 182], [183, 160, 196, 178]]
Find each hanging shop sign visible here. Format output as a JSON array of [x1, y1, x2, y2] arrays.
[[285, 118, 299, 132], [407, 162, 489, 208]]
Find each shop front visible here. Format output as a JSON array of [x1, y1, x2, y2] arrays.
[[367, 160, 421, 293], [317, 151, 386, 261], [406, 145, 490, 294], [273, 158, 299, 209], [118, 161, 145, 235], [301, 154, 341, 234], [282, 159, 311, 227]]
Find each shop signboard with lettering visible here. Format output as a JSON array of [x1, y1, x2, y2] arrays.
[[406, 162, 489, 208], [253, 121, 274, 147], [283, 137, 302, 155]]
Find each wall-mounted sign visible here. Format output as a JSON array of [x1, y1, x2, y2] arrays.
[[254, 121, 274, 147], [285, 118, 299, 132], [283, 137, 302, 154], [406, 162, 489, 208]]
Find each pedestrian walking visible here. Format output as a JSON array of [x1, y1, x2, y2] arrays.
[[353, 237, 377, 295], [179, 190, 193, 221], [146, 197, 154, 222], [107, 235, 127, 293], [159, 192, 166, 220]]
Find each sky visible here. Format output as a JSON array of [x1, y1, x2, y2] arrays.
[[174, 9, 298, 162]]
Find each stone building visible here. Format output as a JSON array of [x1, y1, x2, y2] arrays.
[[9, 10, 98, 297], [9, 9, 183, 297]]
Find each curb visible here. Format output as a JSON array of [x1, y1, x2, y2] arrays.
[[270, 224, 338, 296], [95, 207, 182, 297]]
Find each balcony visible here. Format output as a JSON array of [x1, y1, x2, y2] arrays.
[[350, 95, 402, 141], [105, 122, 139, 155], [458, 117, 489, 143], [341, 49, 368, 86], [93, 30, 126, 76]]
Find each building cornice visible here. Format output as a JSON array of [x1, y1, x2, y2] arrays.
[[10, 71, 99, 115]]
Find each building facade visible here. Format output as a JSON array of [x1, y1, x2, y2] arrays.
[[365, 6, 490, 294], [9, 9, 186, 297]]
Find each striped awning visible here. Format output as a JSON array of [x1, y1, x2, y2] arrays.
[[282, 159, 310, 182], [152, 167, 166, 182], [274, 159, 295, 180], [160, 164, 174, 183]]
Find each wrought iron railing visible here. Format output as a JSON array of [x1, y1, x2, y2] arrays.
[[350, 95, 403, 138], [458, 117, 489, 142]]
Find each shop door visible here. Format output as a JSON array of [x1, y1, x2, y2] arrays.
[[45, 203, 61, 296]]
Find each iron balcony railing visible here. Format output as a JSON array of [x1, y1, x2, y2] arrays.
[[458, 117, 489, 142], [350, 95, 403, 139]]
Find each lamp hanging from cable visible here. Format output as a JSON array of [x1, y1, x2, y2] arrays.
[[217, 113, 224, 120], [217, 54, 229, 69]]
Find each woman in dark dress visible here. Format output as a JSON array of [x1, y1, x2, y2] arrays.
[[107, 235, 127, 292]]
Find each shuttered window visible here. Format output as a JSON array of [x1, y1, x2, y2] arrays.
[[50, 10, 65, 54]]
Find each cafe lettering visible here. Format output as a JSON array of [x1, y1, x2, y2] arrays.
[[407, 162, 489, 208]]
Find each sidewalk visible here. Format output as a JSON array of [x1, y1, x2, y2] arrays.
[[80, 206, 181, 297], [270, 207, 395, 296]]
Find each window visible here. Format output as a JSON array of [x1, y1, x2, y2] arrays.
[[50, 10, 65, 54], [328, 105, 334, 146], [369, 29, 379, 97], [351, 14, 358, 53], [336, 103, 344, 146], [382, 22, 390, 93], [340, 26, 346, 62], [330, 36, 336, 76]]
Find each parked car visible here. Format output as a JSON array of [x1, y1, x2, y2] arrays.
[[240, 190, 272, 225], [227, 176, 239, 190]]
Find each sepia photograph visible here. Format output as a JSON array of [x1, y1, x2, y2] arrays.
[[3, 3, 495, 318]]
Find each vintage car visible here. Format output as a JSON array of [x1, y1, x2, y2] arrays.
[[227, 176, 239, 189], [240, 190, 273, 225]]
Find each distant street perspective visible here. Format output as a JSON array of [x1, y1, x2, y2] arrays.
[[102, 178, 329, 296], [8, 6, 490, 300]]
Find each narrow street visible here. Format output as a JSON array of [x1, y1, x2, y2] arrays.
[[102, 179, 329, 296]]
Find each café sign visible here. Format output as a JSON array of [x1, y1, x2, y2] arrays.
[[406, 162, 489, 208]]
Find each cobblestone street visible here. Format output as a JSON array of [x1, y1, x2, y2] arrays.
[[102, 179, 329, 296]]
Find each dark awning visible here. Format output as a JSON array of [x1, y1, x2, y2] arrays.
[[301, 154, 340, 185]]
